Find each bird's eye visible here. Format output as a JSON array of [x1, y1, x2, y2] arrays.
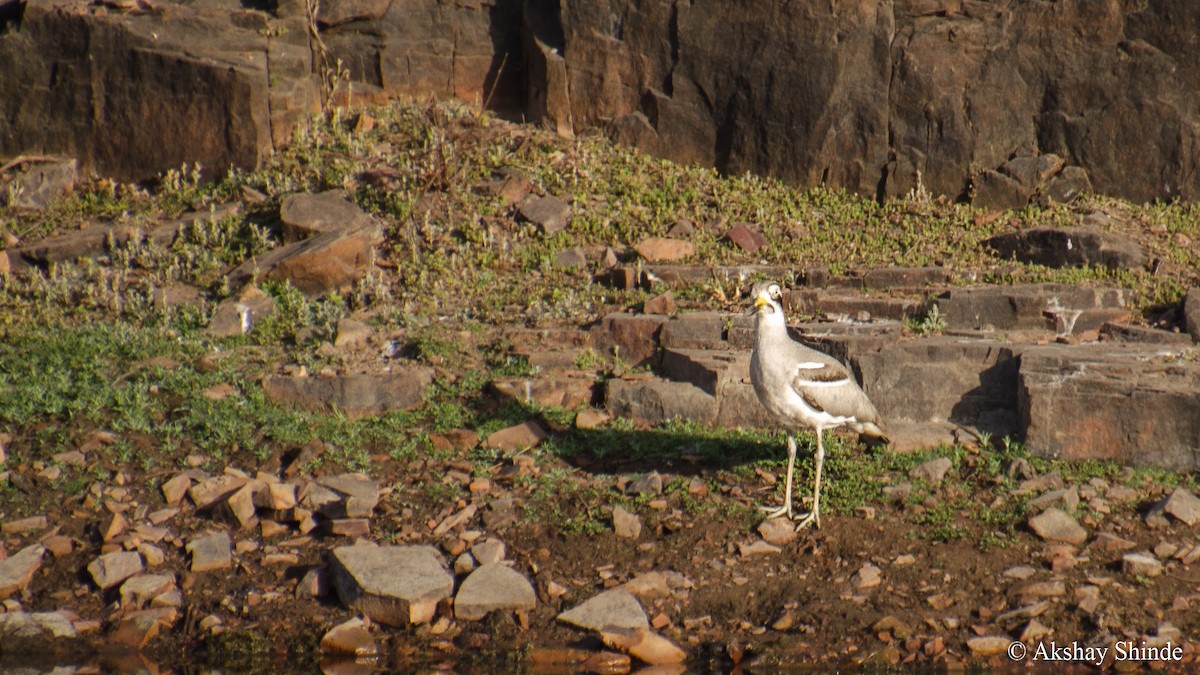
[[769, 285, 781, 299]]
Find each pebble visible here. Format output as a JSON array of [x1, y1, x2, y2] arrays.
[[967, 636, 1012, 656], [852, 563, 882, 590], [1002, 565, 1037, 580], [757, 518, 797, 546]]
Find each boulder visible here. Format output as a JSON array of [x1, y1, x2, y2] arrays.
[[0, 158, 77, 209], [1018, 344, 1200, 470], [983, 228, 1147, 271], [1185, 287, 1200, 343], [227, 221, 382, 298], [589, 313, 668, 367]]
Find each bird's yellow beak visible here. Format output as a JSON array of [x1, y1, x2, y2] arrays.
[[754, 295, 770, 311]]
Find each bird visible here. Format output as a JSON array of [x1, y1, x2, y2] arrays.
[[748, 281, 888, 529]]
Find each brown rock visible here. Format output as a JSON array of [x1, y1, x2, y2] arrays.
[[319, 474, 380, 518], [262, 368, 433, 419], [575, 410, 611, 429], [967, 636, 1012, 656], [485, 420, 549, 451], [725, 223, 768, 253], [2, 515, 48, 535], [518, 195, 572, 235], [1019, 344, 1200, 470], [160, 474, 192, 505], [634, 237, 694, 263], [643, 291, 676, 315], [279, 190, 375, 242], [188, 475, 251, 510], [88, 551, 144, 589], [320, 617, 378, 656], [186, 532, 232, 573], [1184, 287, 1200, 343], [228, 221, 381, 298], [983, 227, 1147, 271], [1028, 508, 1087, 545], [454, 563, 537, 621], [224, 484, 259, 528], [612, 506, 641, 539], [328, 518, 371, 538], [119, 574, 176, 609], [103, 512, 128, 542], [757, 518, 797, 546], [0, 545, 45, 599], [253, 481, 298, 511], [207, 285, 277, 337], [111, 608, 176, 649], [329, 544, 454, 626], [600, 627, 686, 666], [1122, 551, 1164, 578]]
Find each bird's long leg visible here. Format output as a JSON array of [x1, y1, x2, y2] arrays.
[[760, 433, 798, 520], [796, 428, 825, 530]]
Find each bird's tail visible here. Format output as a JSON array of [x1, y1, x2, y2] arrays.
[[855, 421, 890, 446]]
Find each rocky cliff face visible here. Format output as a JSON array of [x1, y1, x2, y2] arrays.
[[2, 0, 1197, 203]]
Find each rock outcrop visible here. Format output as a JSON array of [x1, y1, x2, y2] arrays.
[[3, 0, 1199, 202]]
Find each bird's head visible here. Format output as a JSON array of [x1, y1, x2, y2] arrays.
[[750, 282, 783, 316]]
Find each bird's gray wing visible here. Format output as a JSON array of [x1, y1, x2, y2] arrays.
[[788, 356, 854, 414]]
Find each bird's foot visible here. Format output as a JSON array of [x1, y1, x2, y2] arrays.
[[794, 510, 821, 531], [759, 502, 794, 520]]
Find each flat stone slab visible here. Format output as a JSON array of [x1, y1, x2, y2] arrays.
[[1028, 507, 1088, 545], [558, 588, 649, 632], [279, 190, 376, 242], [983, 227, 1147, 271], [87, 550, 144, 589], [0, 544, 45, 599], [329, 544, 453, 626], [186, 532, 232, 573], [262, 368, 433, 419], [454, 563, 537, 620], [1019, 344, 1200, 470]]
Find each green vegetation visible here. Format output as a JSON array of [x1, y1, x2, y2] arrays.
[[0, 98, 1196, 536]]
